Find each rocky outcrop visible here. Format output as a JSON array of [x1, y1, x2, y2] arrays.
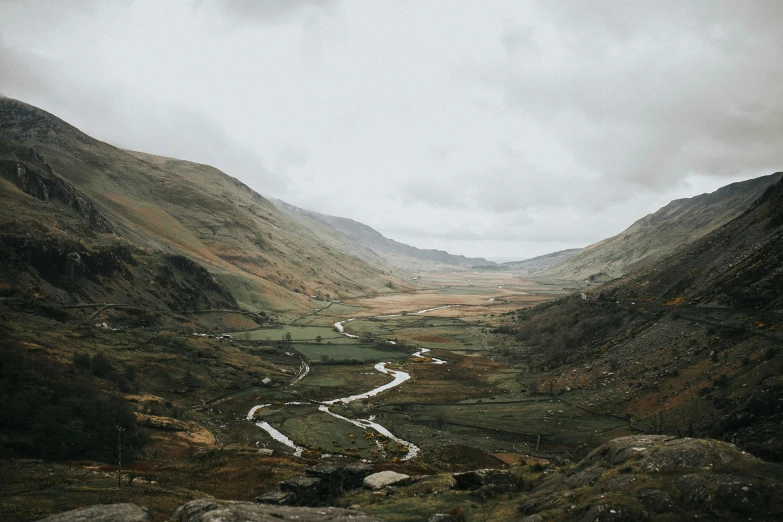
[[363, 470, 410, 490], [37, 503, 151, 522], [257, 461, 375, 506], [452, 468, 517, 490], [173, 499, 382, 521], [279, 476, 323, 506], [516, 435, 783, 521], [0, 157, 112, 233]]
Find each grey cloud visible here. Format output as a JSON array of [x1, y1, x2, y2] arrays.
[[0, 35, 284, 193], [203, 0, 340, 24], [482, 0, 783, 192]]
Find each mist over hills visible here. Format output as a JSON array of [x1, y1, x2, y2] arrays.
[[271, 198, 494, 271]]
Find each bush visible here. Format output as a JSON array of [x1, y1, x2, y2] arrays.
[[0, 341, 146, 462], [73, 352, 91, 371]]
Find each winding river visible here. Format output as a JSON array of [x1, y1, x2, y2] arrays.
[[247, 306, 453, 461]]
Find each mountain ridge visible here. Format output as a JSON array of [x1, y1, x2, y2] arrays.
[[0, 96, 407, 314], [270, 197, 495, 270], [541, 173, 783, 281]]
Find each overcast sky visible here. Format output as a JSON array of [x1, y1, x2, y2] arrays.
[[1, 1, 782, 259]]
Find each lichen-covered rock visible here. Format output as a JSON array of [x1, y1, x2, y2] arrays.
[[583, 435, 755, 474], [515, 435, 782, 521], [255, 490, 295, 505], [37, 503, 151, 522], [565, 468, 603, 489], [675, 474, 712, 509], [637, 488, 674, 513], [173, 499, 382, 521], [428, 514, 456, 522], [577, 504, 648, 522], [363, 470, 410, 490]]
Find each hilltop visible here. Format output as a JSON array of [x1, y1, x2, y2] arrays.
[[541, 173, 782, 281]]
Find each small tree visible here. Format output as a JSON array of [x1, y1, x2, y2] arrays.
[[284, 332, 292, 344], [315, 335, 322, 344]]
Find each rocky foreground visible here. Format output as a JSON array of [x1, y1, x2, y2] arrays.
[[35, 435, 783, 521]]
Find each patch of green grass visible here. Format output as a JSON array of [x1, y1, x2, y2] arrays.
[[230, 325, 353, 343], [296, 343, 410, 362]]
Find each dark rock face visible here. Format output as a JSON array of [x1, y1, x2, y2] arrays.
[[280, 476, 323, 507], [36, 503, 151, 522], [255, 491, 295, 506], [452, 468, 517, 491], [173, 499, 382, 521], [343, 461, 373, 489], [259, 462, 375, 507], [0, 157, 113, 233], [305, 462, 345, 499]]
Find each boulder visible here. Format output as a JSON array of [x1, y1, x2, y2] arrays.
[[343, 461, 373, 489], [363, 470, 410, 490], [173, 499, 382, 521], [255, 490, 295, 505], [37, 504, 151, 522], [306, 462, 345, 498], [280, 476, 322, 506], [428, 515, 456, 522]]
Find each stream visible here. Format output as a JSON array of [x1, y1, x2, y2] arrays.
[[247, 306, 453, 461]]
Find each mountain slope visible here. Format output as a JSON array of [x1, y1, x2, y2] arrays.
[[609, 175, 783, 310], [496, 175, 783, 460], [499, 248, 582, 273], [0, 97, 405, 314], [541, 173, 783, 281], [271, 198, 495, 271]]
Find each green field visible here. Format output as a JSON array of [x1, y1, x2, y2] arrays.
[[295, 342, 411, 363], [230, 325, 353, 343]]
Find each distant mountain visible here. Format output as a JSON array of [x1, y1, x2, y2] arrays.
[[541, 173, 783, 281], [0, 97, 406, 314], [499, 248, 582, 273], [271, 198, 495, 270]]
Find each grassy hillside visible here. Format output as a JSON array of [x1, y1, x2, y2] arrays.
[[272, 198, 494, 271], [0, 97, 407, 314], [542, 173, 782, 281], [494, 176, 783, 461], [498, 248, 582, 273]]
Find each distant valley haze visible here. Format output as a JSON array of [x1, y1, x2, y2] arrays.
[[1, 0, 782, 259]]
